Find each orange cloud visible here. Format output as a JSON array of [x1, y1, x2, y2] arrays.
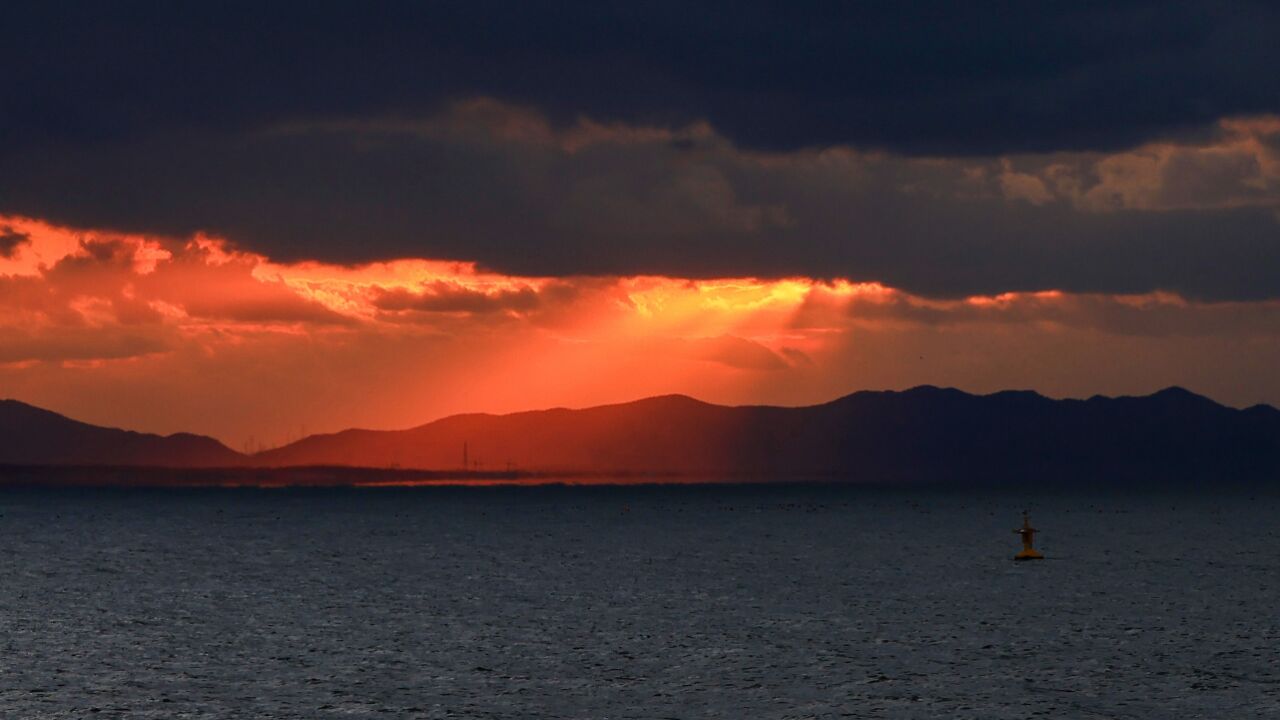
[[3, 214, 1280, 447]]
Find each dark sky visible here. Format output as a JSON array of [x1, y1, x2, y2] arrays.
[[4, 1, 1280, 298]]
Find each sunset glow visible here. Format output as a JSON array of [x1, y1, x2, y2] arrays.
[[3, 213, 1279, 449]]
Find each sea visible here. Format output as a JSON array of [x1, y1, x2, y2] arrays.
[[0, 483, 1277, 719]]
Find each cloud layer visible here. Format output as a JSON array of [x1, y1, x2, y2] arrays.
[[5, 2, 1280, 155], [2, 217, 1279, 445], [4, 103, 1279, 299], [5, 6, 1280, 297]]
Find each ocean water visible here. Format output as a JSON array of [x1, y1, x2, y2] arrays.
[[0, 484, 1277, 719]]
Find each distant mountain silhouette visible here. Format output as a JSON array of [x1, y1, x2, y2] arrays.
[[0, 399, 243, 467], [253, 387, 1280, 484], [3, 388, 1278, 484]]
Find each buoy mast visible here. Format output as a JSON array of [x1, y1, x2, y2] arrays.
[[1013, 510, 1044, 560]]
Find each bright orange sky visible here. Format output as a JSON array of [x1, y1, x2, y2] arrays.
[[2, 214, 1279, 449]]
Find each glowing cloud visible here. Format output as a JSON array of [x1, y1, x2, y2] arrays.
[[2, 215, 1280, 447]]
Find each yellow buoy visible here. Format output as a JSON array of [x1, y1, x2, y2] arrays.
[[1013, 510, 1044, 560]]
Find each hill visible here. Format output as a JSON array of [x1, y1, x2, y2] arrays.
[[0, 399, 244, 468], [3, 388, 1277, 484], [253, 387, 1280, 484]]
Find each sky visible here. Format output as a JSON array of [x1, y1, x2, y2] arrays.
[[3, 2, 1280, 448]]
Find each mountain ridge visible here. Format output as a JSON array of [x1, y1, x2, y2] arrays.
[[0, 398, 244, 467], [253, 386, 1280, 482], [2, 388, 1277, 485]]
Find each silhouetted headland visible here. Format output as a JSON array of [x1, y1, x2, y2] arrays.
[[2, 387, 1278, 487], [0, 399, 243, 467]]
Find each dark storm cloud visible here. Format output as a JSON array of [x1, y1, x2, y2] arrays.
[[4, 3, 1280, 300], [4, 1, 1279, 156], [2, 106, 1279, 301]]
